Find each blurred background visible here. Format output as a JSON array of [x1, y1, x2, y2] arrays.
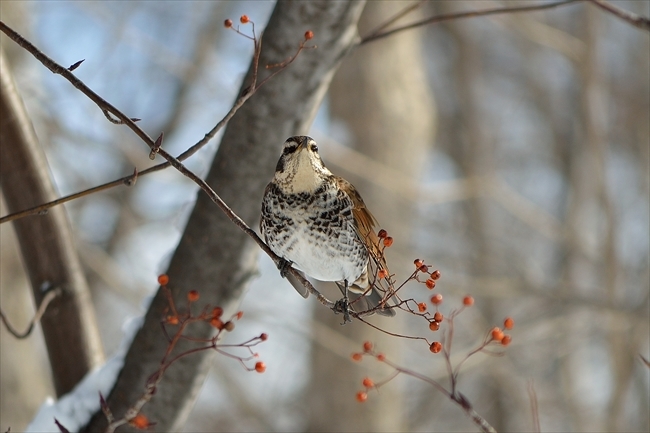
[[1, 1, 648, 431]]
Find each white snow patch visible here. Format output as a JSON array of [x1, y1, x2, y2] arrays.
[[26, 316, 143, 432]]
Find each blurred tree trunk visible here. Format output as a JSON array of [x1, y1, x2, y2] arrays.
[[85, 1, 366, 432], [1, 48, 105, 396], [305, 2, 436, 431]]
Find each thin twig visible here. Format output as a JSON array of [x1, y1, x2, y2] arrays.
[[374, 352, 497, 433], [0, 287, 61, 338], [587, 0, 650, 31], [365, 1, 428, 39], [359, 0, 583, 45], [528, 380, 541, 433]]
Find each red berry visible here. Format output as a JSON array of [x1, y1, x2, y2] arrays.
[[378, 229, 388, 238], [419, 264, 429, 273], [356, 391, 368, 402], [212, 307, 223, 318], [304, 30, 314, 40], [260, 333, 268, 341], [504, 317, 514, 330], [428, 321, 440, 331], [501, 335, 512, 346], [377, 269, 388, 279], [383, 237, 393, 247], [130, 414, 150, 429], [363, 341, 373, 352], [187, 290, 199, 302], [491, 327, 504, 341], [157, 274, 169, 286], [414, 259, 423, 268], [240, 15, 250, 24], [351, 353, 363, 361], [254, 361, 266, 373], [236, 311, 244, 320], [362, 377, 374, 388], [430, 294, 443, 305], [431, 270, 441, 280], [463, 295, 474, 306], [376, 353, 386, 361], [425, 279, 436, 289], [224, 19, 233, 28], [429, 341, 442, 353], [166, 315, 179, 325], [433, 311, 443, 322], [210, 318, 223, 329], [417, 302, 427, 312]]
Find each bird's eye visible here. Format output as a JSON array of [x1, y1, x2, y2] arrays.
[[283, 145, 297, 155], [310, 144, 318, 152]]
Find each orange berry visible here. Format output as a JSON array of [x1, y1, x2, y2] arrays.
[[429, 341, 442, 353], [428, 321, 440, 331], [130, 414, 149, 429], [376, 353, 386, 361], [187, 290, 199, 302], [431, 270, 441, 280], [362, 377, 374, 388], [304, 30, 314, 40], [378, 229, 388, 238], [351, 353, 363, 361], [363, 341, 373, 352], [433, 311, 443, 322], [463, 295, 474, 306], [491, 327, 504, 341], [383, 237, 394, 247], [419, 264, 429, 273], [414, 259, 424, 268], [212, 307, 223, 318], [236, 311, 244, 320], [425, 279, 436, 289], [430, 293, 443, 305], [224, 321, 235, 331], [377, 269, 388, 279], [210, 318, 224, 329], [254, 361, 266, 373], [224, 19, 233, 28], [260, 333, 268, 341], [501, 335, 512, 346], [157, 274, 169, 286], [504, 317, 514, 330], [417, 302, 427, 313], [240, 15, 249, 24], [166, 315, 179, 325], [356, 391, 368, 402]]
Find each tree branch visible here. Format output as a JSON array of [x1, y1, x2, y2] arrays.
[[587, 0, 650, 31], [359, 0, 583, 45]]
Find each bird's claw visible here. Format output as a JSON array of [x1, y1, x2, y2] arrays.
[[277, 258, 292, 278], [334, 297, 352, 324]]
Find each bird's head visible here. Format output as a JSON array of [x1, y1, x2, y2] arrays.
[[273, 136, 331, 194]]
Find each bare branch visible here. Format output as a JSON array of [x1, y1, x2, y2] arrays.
[[359, 0, 582, 45], [0, 287, 61, 339], [587, 0, 650, 31]]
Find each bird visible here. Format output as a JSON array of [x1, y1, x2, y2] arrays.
[[260, 136, 395, 317]]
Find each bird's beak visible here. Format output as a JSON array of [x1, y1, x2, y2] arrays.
[[296, 138, 308, 151]]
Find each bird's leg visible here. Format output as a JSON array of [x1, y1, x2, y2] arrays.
[[276, 257, 293, 278], [334, 279, 352, 324]]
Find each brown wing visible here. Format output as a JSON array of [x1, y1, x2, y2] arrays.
[[334, 177, 385, 267]]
